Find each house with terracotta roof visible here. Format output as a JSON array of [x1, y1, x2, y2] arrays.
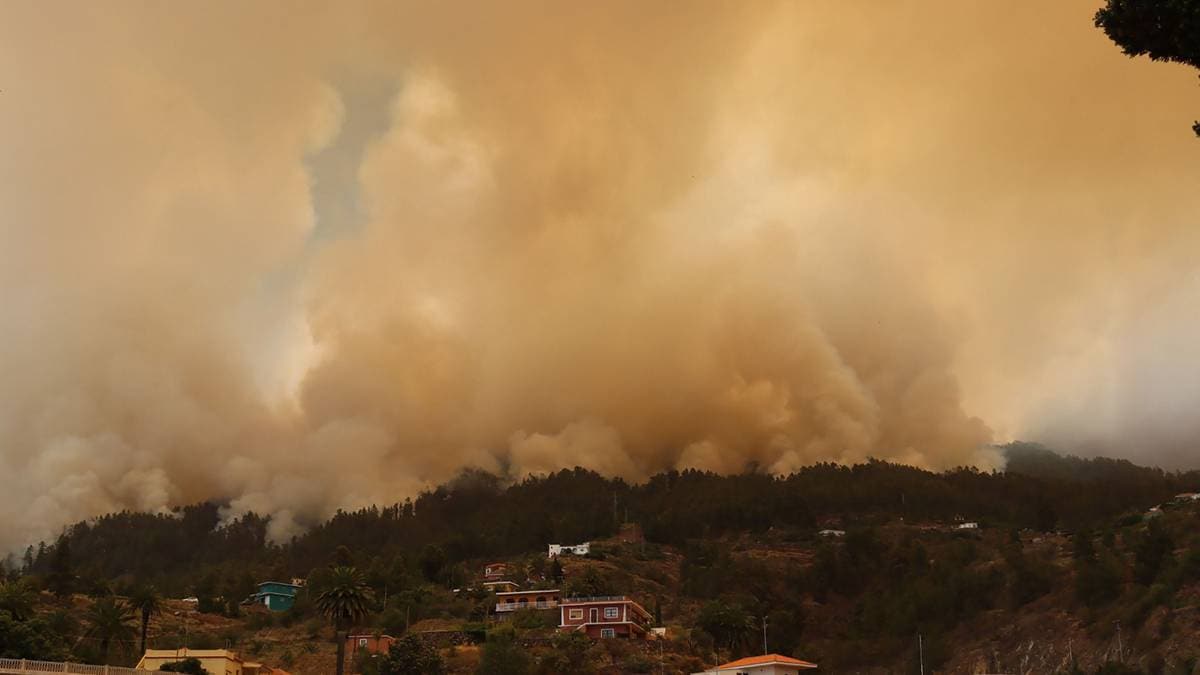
[[691, 652, 818, 674], [558, 595, 652, 639]]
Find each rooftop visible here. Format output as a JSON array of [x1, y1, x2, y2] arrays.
[[715, 653, 818, 670]]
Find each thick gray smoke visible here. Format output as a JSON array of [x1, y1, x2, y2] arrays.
[[1, 1, 1198, 549]]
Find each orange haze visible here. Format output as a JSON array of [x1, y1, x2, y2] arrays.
[[1, 1, 1198, 548]]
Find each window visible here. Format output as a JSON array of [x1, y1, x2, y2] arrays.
[[358, 638, 368, 648], [568, 609, 583, 620], [600, 628, 616, 638], [604, 607, 619, 619]]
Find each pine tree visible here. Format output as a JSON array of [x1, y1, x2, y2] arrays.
[[47, 536, 74, 598]]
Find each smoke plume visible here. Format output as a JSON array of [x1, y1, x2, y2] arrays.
[[1, 1, 1198, 549]]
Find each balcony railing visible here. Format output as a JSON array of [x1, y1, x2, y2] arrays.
[[495, 601, 558, 612]]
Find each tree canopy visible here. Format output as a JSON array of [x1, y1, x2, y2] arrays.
[[1095, 0, 1200, 135]]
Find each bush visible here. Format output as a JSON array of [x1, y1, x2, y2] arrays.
[[217, 628, 243, 648], [243, 611, 273, 630], [477, 627, 532, 674], [158, 658, 205, 674], [620, 652, 657, 674], [462, 622, 488, 643], [510, 608, 556, 630], [1076, 558, 1121, 608], [537, 632, 594, 675], [188, 633, 221, 649], [376, 607, 408, 636], [196, 596, 222, 614], [304, 617, 325, 639], [378, 634, 446, 675]]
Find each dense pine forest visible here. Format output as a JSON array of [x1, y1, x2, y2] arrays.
[[15, 443, 1194, 591], [6, 443, 1200, 673]]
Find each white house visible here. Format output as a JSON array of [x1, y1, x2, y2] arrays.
[[817, 529, 845, 538], [548, 542, 590, 558], [692, 653, 818, 674]]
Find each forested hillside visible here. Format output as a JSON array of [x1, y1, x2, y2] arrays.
[[15, 444, 1194, 592], [5, 444, 1200, 673]]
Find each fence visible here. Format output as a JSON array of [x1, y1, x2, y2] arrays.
[[0, 659, 142, 675]]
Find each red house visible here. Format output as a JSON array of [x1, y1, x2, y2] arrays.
[[483, 562, 509, 581], [344, 634, 396, 668], [558, 596, 652, 639]]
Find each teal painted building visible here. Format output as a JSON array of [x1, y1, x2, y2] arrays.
[[253, 581, 301, 611]]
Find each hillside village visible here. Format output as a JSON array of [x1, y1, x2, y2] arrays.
[[7, 448, 1200, 673]]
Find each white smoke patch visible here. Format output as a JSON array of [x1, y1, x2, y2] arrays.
[[509, 420, 641, 481]]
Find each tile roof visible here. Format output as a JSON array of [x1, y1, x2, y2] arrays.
[[716, 653, 818, 670]]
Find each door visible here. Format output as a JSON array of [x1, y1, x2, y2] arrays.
[[589, 608, 599, 623]]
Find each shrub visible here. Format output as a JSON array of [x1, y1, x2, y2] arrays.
[[620, 652, 657, 674], [243, 611, 273, 630], [510, 608, 555, 630], [477, 627, 532, 674], [462, 622, 488, 643], [378, 634, 445, 675], [188, 633, 220, 649], [158, 658, 205, 674]]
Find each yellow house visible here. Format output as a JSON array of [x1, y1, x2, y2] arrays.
[[136, 648, 291, 675]]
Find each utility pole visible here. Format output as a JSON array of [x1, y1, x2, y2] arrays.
[[1115, 620, 1123, 662], [762, 615, 769, 654], [659, 635, 664, 675], [918, 633, 925, 675]]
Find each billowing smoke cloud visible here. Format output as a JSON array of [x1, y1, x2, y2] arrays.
[[1, 1, 1198, 549]]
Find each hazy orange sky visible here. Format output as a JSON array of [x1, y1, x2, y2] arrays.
[[1, 1, 1198, 549]]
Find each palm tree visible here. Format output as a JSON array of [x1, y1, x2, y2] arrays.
[[0, 578, 36, 621], [85, 596, 136, 662], [316, 566, 373, 675], [128, 584, 162, 655]]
